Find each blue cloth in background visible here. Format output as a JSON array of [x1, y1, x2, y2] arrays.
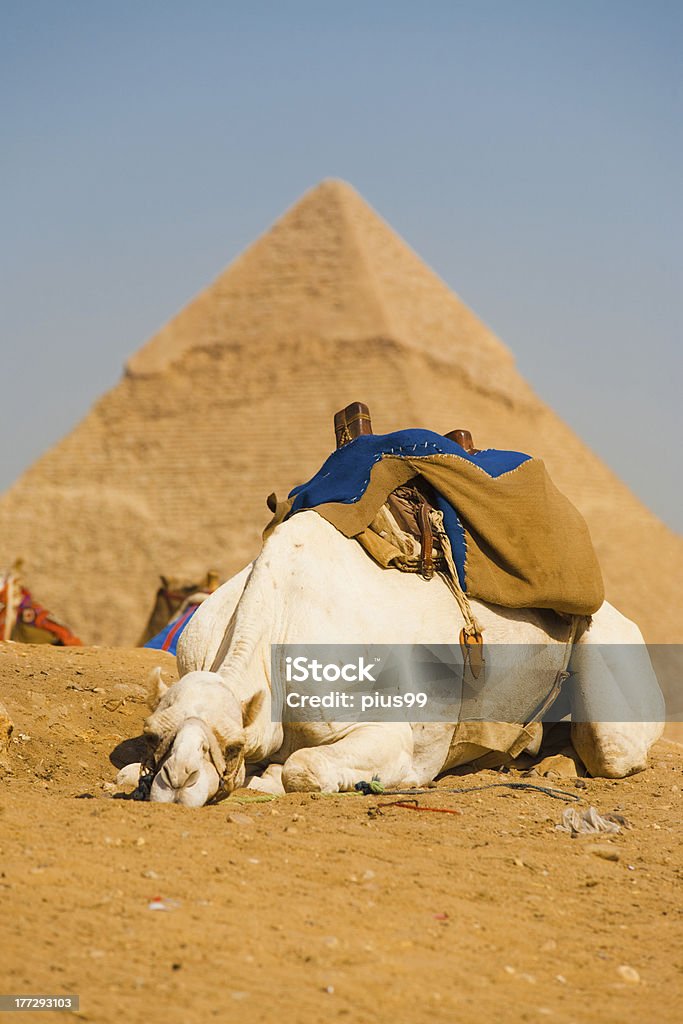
[[144, 605, 198, 655]]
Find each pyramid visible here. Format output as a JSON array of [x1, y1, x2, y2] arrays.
[[1, 180, 681, 645]]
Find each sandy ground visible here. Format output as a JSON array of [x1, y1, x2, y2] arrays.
[[0, 642, 681, 1024]]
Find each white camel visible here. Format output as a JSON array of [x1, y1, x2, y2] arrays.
[[139, 512, 664, 806]]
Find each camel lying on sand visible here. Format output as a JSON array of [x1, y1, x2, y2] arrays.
[[130, 513, 663, 806]]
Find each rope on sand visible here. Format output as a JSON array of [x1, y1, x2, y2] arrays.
[[377, 800, 463, 816], [355, 779, 581, 802]]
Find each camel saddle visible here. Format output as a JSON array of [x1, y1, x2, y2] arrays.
[[333, 402, 481, 582]]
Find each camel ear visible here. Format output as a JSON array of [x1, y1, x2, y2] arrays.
[[241, 690, 266, 730], [147, 666, 169, 706]]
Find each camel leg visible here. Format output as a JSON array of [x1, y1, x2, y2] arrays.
[[281, 723, 417, 793], [569, 603, 664, 778], [245, 763, 285, 794]]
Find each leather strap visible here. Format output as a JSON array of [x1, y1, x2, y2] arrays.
[[417, 497, 434, 579]]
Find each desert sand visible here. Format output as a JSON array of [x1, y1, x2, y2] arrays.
[[0, 643, 681, 1024]]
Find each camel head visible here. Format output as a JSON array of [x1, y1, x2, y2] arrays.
[[143, 669, 264, 806]]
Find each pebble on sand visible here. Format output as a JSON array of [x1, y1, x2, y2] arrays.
[[617, 964, 641, 984], [588, 844, 620, 862], [227, 812, 254, 826]]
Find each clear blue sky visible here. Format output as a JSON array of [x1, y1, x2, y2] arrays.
[[1, 1, 681, 529]]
